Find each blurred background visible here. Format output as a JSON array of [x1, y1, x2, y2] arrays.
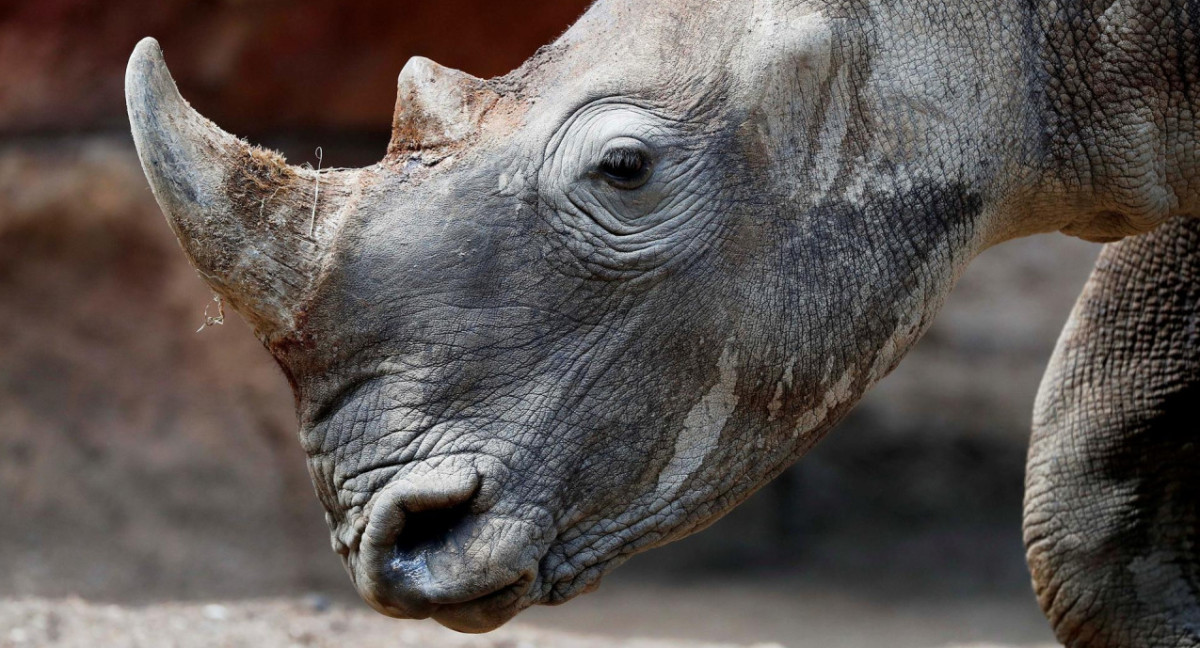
[[0, 1, 1098, 646]]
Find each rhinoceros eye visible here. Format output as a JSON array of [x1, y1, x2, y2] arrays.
[[595, 139, 653, 190]]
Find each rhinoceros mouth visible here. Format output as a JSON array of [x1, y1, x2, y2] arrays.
[[350, 529, 544, 632], [334, 452, 558, 630], [426, 573, 537, 632]]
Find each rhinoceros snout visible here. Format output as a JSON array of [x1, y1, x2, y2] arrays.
[[352, 461, 539, 632]]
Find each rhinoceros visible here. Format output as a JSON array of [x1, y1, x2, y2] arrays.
[[125, 0, 1199, 644]]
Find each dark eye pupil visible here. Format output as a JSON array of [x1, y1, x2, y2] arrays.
[[598, 147, 651, 186]]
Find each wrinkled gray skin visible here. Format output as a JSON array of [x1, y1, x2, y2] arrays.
[[126, 0, 1199, 641], [1027, 214, 1200, 647]]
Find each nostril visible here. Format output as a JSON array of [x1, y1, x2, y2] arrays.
[[395, 500, 473, 555], [363, 467, 481, 558], [356, 463, 503, 617]]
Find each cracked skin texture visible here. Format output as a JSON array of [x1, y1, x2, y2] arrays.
[[126, 0, 1198, 641], [1026, 214, 1200, 648]]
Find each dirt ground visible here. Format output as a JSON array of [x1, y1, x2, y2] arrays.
[[0, 571, 1060, 648], [0, 598, 1053, 648], [0, 598, 763, 648]]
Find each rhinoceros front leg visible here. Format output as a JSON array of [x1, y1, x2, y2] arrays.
[[1025, 215, 1200, 647]]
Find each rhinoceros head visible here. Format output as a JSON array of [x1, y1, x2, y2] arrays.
[[128, 0, 1050, 632]]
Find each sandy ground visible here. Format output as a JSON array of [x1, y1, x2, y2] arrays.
[[0, 598, 762, 648], [518, 578, 1059, 648], [0, 598, 1054, 648]]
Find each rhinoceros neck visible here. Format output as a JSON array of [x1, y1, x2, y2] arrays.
[[749, 0, 1199, 243], [1022, 0, 1200, 240]]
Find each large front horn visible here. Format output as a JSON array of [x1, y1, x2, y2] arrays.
[[126, 37, 358, 344]]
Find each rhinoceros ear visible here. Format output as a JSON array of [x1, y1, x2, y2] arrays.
[[387, 57, 500, 155], [126, 38, 358, 344]]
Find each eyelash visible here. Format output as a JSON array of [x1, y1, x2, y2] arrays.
[[597, 146, 652, 188], [602, 148, 644, 172]]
